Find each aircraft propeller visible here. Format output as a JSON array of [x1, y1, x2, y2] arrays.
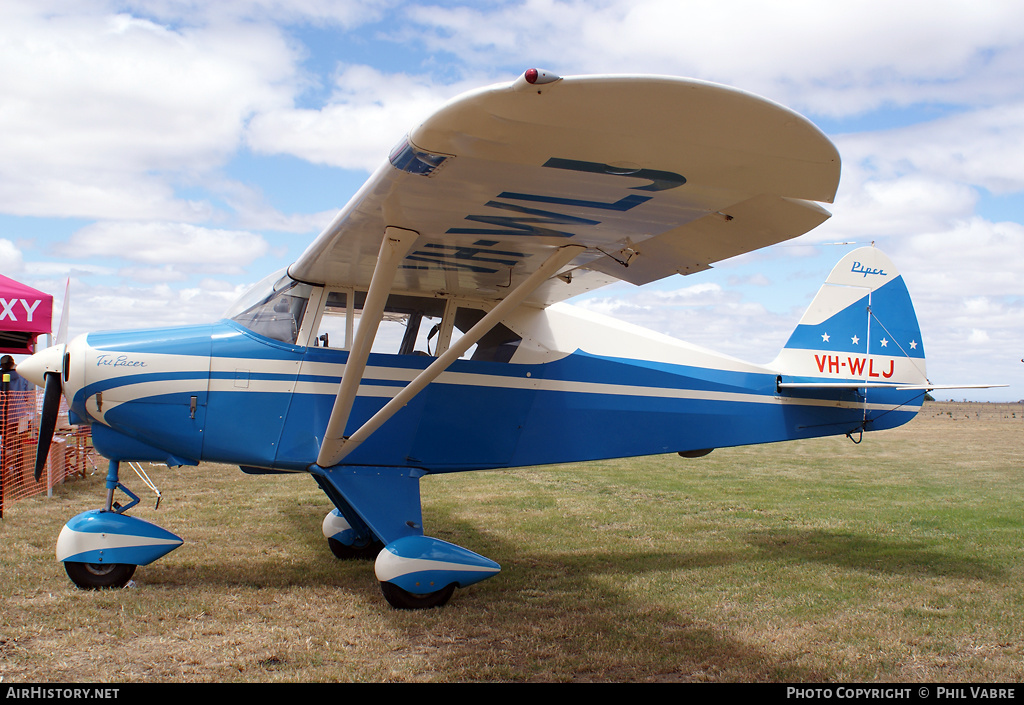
[[25, 280, 70, 482], [34, 368, 63, 481]]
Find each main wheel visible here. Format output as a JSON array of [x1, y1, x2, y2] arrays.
[[328, 537, 385, 560], [64, 562, 137, 589], [379, 581, 456, 610]]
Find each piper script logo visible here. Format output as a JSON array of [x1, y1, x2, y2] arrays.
[[851, 262, 887, 278], [0, 298, 43, 322]]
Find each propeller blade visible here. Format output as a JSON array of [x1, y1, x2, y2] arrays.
[[34, 371, 62, 482], [56, 279, 70, 346]]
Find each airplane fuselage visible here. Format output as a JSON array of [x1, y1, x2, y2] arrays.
[[60, 301, 918, 476]]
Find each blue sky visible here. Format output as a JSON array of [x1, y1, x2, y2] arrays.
[[2, 0, 1022, 400]]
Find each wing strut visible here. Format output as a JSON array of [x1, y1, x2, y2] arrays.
[[317, 226, 419, 463], [316, 243, 585, 468]]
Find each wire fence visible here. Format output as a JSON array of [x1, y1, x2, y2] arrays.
[[1, 390, 98, 517]]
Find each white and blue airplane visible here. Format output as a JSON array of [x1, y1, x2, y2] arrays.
[[18, 70, 960, 608]]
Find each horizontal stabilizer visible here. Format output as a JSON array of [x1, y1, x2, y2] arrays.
[[778, 382, 1007, 391], [893, 384, 1006, 390]]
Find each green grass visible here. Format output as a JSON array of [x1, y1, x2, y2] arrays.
[[1, 403, 1022, 682]]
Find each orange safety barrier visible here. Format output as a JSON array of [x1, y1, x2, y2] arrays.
[[1, 390, 97, 517]]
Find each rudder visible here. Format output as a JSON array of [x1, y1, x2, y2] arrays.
[[773, 247, 929, 390]]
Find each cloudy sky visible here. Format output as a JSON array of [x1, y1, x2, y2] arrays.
[[2, 0, 1021, 400]]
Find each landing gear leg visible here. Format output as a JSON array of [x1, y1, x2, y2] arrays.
[[56, 460, 183, 589], [313, 470, 501, 609]]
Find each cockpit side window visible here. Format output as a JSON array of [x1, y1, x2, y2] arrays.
[[229, 275, 312, 345]]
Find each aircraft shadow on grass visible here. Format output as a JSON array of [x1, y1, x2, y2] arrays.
[[747, 529, 1005, 581]]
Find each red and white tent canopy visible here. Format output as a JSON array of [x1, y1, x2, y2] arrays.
[[0, 274, 53, 354]]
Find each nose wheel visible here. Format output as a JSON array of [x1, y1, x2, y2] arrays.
[[328, 536, 385, 560], [64, 561, 136, 589], [379, 581, 456, 610]]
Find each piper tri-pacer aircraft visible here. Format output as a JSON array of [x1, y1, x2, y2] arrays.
[[20, 70, 953, 608]]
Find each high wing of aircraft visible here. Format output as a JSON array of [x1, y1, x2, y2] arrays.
[[292, 70, 838, 299], [19, 70, 969, 609]]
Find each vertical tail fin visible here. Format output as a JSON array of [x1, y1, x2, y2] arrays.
[[774, 247, 929, 389]]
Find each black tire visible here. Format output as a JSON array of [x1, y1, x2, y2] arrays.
[[379, 581, 456, 610], [64, 562, 137, 589], [327, 537, 384, 560]]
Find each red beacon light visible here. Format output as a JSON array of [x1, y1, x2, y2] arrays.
[[522, 68, 561, 86]]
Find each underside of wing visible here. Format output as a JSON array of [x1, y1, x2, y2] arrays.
[[289, 72, 841, 306]]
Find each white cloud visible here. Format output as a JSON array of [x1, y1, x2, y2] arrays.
[[117, 265, 190, 283], [210, 178, 340, 234], [404, 0, 1024, 115], [968, 328, 991, 345], [245, 65, 485, 171], [821, 177, 979, 243], [0, 7, 299, 219], [117, 0, 394, 28], [575, 281, 795, 363], [889, 218, 1024, 298], [0, 239, 25, 273], [838, 103, 1024, 194], [60, 222, 270, 272], [0, 172, 214, 223], [64, 281, 243, 335]]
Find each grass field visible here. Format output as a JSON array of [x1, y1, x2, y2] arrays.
[[1, 402, 1022, 682]]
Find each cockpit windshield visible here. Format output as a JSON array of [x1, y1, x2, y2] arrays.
[[225, 270, 313, 345]]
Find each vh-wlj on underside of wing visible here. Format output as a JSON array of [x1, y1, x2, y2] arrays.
[[20, 70, 974, 609]]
